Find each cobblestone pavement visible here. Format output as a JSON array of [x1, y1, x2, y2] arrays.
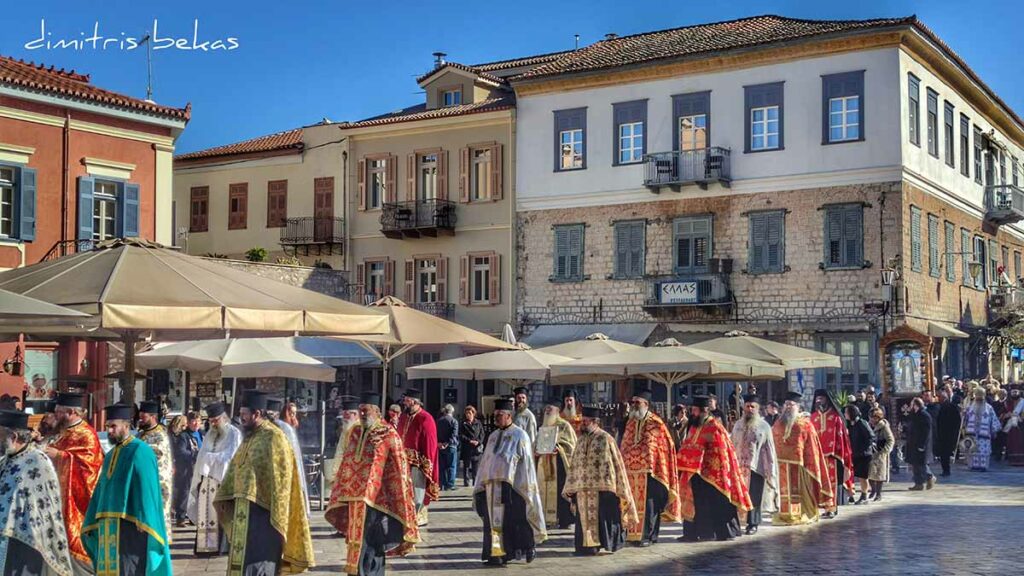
[[172, 462, 1024, 575]]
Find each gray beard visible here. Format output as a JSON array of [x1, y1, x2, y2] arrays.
[[542, 412, 558, 427], [362, 415, 380, 429], [563, 406, 577, 419], [629, 408, 648, 421], [341, 419, 357, 434], [743, 413, 762, 426]]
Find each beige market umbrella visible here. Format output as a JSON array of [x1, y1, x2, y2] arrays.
[[689, 332, 841, 370], [0, 238, 389, 403], [406, 348, 575, 383], [0, 288, 91, 321], [533, 332, 641, 359], [336, 296, 518, 407], [136, 337, 337, 381], [550, 338, 786, 388]]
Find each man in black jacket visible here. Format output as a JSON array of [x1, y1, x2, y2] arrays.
[[906, 397, 936, 491], [934, 390, 961, 477], [844, 405, 876, 504]]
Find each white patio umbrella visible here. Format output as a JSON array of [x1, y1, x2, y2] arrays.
[[136, 337, 337, 381], [406, 348, 575, 383], [533, 332, 641, 360], [689, 332, 840, 370]]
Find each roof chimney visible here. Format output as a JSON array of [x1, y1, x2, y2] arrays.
[[432, 52, 447, 67], [604, 33, 618, 40]]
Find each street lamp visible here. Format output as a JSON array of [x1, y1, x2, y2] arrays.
[[880, 267, 898, 286]]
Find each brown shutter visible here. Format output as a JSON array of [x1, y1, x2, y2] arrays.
[[355, 263, 365, 302], [459, 255, 470, 305], [438, 149, 449, 200], [489, 252, 501, 305], [438, 257, 448, 304], [357, 158, 366, 211], [406, 154, 416, 202], [404, 259, 415, 302], [386, 156, 398, 204], [384, 259, 395, 297], [459, 147, 470, 203], [490, 143, 504, 201]]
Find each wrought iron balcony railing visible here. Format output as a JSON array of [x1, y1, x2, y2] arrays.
[[280, 217, 344, 245], [381, 199, 457, 239], [40, 239, 95, 262], [983, 184, 1024, 227], [643, 147, 731, 191], [410, 302, 455, 318]]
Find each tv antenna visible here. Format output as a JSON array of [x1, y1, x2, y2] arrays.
[[137, 32, 154, 102]]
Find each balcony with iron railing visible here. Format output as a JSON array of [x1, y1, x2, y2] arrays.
[[40, 239, 95, 262], [641, 271, 734, 310], [380, 199, 457, 239], [280, 217, 344, 256], [983, 184, 1024, 228], [643, 147, 732, 192], [410, 301, 455, 318]]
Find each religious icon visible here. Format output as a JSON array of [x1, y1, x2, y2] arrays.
[[535, 426, 558, 455]]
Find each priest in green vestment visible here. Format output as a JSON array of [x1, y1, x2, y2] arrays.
[[81, 404, 172, 576]]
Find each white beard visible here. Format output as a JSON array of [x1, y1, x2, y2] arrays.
[[629, 407, 648, 421], [743, 412, 762, 427], [542, 412, 558, 427], [562, 406, 577, 419], [362, 415, 380, 428], [341, 418, 357, 434]]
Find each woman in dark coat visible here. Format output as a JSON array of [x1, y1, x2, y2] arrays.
[[845, 405, 876, 504], [168, 414, 199, 526], [459, 405, 486, 486], [934, 390, 962, 477]]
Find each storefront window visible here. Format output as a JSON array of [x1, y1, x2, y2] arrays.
[[819, 335, 875, 397]]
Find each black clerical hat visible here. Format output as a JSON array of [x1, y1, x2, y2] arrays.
[[631, 385, 653, 402], [361, 392, 381, 407], [104, 404, 134, 422], [562, 389, 577, 400], [265, 398, 284, 413], [138, 400, 160, 415], [341, 400, 361, 411], [581, 406, 602, 419], [42, 400, 57, 414], [204, 402, 227, 419], [403, 389, 422, 401], [55, 392, 87, 409], [493, 398, 514, 412], [545, 395, 562, 407], [241, 391, 270, 411], [784, 391, 803, 402], [513, 386, 529, 396], [742, 394, 759, 403], [0, 410, 29, 430], [691, 395, 710, 408]]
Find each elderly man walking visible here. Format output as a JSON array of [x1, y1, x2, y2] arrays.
[[188, 402, 242, 555], [437, 404, 460, 491]]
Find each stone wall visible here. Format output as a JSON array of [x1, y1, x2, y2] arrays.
[[200, 258, 354, 300]]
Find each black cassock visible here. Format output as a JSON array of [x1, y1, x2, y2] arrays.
[[638, 475, 668, 544], [3, 539, 44, 576], [355, 507, 406, 576], [745, 471, 766, 528], [572, 492, 626, 554], [685, 475, 740, 541], [115, 519, 150, 576], [474, 482, 536, 564], [233, 503, 284, 576], [554, 456, 574, 529]]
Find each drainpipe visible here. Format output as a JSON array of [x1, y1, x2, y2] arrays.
[[62, 111, 71, 245], [342, 149, 349, 273]]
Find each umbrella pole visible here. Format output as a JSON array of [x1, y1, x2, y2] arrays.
[[122, 332, 137, 405]]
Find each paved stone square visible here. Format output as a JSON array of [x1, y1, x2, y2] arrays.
[[171, 463, 1023, 575]]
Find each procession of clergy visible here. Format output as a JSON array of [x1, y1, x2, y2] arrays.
[[0, 382, 859, 576]]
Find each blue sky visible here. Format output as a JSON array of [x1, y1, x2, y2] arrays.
[[2, 0, 1021, 154]]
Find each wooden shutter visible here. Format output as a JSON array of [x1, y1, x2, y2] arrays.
[[629, 222, 645, 278], [384, 259, 394, 297], [489, 253, 501, 305], [568, 225, 583, 280], [844, 207, 863, 268], [614, 223, 629, 278], [459, 147, 470, 203], [406, 154, 416, 202], [77, 176, 94, 240], [17, 167, 36, 241], [749, 213, 766, 273], [121, 182, 141, 238], [229, 183, 248, 230], [355, 263, 365, 301], [910, 207, 922, 271], [765, 212, 783, 272], [961, 229, 971, 285], [459, 255, 470, 305], [554, 227, 569, 279], [438, 150, 449, 200], [438, 257, 448, 304], [404, 259, 415, 302], [825, 208, 843, 267], [386, 155, 398, 204], [357, 158, 366, 211], [490, 143, 503, 201], [190, 186, 208, 232]]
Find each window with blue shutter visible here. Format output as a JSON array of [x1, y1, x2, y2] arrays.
[[673, 215, 712, 274], [821, 71, 864, 144], [553, 224, 584, 281], [961, 228, 972, 286], [823, 204, 864, 269], [553, 108, 587, 172], [119, 182, 140, 238], [927, 214, 940, 278], [613, 220, 645, 278], [77, 176, 95, 241], [0, 165, 36, 241], [17, 167, 36, 242], [944, 221, 955, 282], [910, 206, 922, 272], [748, 211, 785, 274]]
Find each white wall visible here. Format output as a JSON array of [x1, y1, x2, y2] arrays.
[[516, 48, 903, 210]]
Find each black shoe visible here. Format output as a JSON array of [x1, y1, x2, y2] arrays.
[[638, 540, 652, 548], [677, 534, 697, 542], [745, 525, 758, 535], [855, 494, 868, 505], [485, 558, 503, 567], [822, 511, 836, 519], [873, 492, 882, 502], [525, 549, 536, 563], [908, 484, 924, 491]]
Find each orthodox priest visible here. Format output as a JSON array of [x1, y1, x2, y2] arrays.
[[267, 397, 310, 517], [327, 400, 362, 492], [619, 385, 679, 546], [561, 389, 583, 435], [45, 392, 103, 574], [730, 394, 779, 535], [513, 387, 538, 444], [138, 400, 174, 540], [398, 389, 439, 526], [474, 398, 546, 566], [677, 397, 751, 542], [325, 393, 419, 576], [562, 406, 637, 556], [811, 389, 853, 517], [215, 391, 314, 575], [536, 396, 576, 529], [0, 409, 74, 576], [188, 402, 242, 555], [772, 392, 834, 525], [82, 404, 172, 576]]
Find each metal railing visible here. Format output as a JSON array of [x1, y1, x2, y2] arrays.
[[410, 302, 455, 318], [643, 147, 731, 189], [380, 199, 457, 235], [40, 239, 95, 262], [643, 272, 733, 307], [280, 217, 345, 245]]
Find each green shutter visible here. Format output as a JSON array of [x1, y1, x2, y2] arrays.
[[17, 167, 36, 241], [614, 223, 629, 278], [825, 208, 842, 267], [945, 222, 955, 282], [910, 207, 922, 272], [766, 211, 784, 272], [629, 221, 645, 278], [569, 225, 584, 280], [928, 215, 939, 277], [749, 213, 766, 273], [843, 206, 862, 267], [961, 229, 971, 286], [554, 227, 568, 279]]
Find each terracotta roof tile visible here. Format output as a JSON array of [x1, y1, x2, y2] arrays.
[[0, 55, 190, 121], [343, 96, 514, 129], [517, 15, 916, 80], [416, 62, 507, 86], [472, 50, 575, 72], [175, 128, 303, 161]]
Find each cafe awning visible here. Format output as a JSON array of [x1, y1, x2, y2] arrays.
[[926, 321, 969, 339], [522, 323, 657, 348]]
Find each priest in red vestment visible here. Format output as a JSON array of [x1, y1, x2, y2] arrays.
[[811, 389, 853, 517], [398, 389, 439, 526], [326, 393, 419, 576], [44, 392, 104, 574], [677, 396, 752, 542], [773, 392, 834, 525], [619, 385, 679, 546]]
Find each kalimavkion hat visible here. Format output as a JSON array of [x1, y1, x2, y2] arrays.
[[403, 389, 422, 401], [494, 398, 514, 412], [562, 389, 578, 400], [104, 404, 134, 422], [632, 385, 653, 402], [138, 400, 160, 415], [513, 386, 529, 396], [0, 410, 30, 430], [545, 395, 562, 408], [265, 398, 284, 413], [784, 391, 803, 402], [55, 392, 87, 409], [582, 406, 602, 419], [691, 396, 710, 409], [742, 394, 759, 403], [240, 391, 270, 411], [204, 402, 227, 419], [341, 400, 361, 411], [360, 392, 381, 407]]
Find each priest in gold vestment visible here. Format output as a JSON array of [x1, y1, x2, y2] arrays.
[[536, 396, 576, 529], [772, 392, 834, 525]]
